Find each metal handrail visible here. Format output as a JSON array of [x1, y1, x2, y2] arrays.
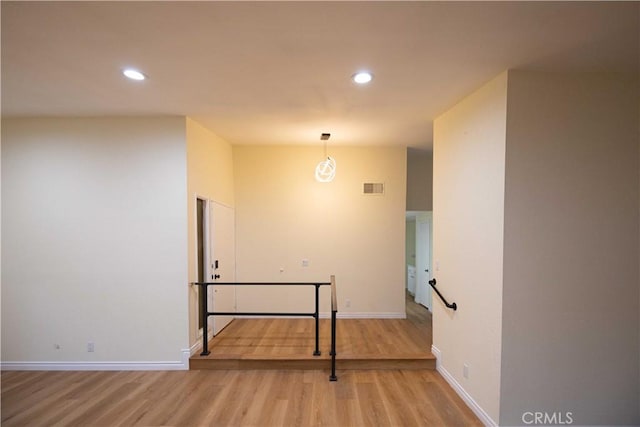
[[193, 275, 338, 381], [329, 275, 338, 381], [428, 278, 457, 311]]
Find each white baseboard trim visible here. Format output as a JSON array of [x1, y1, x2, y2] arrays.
[[235, 315, 310, 319], [190, 340, 201, 356], [1, 349, 191, 371], [335, 312, 406, 319], [431, 344, 442, 368], [431, 345, 497, 427], [236, 312, 406, 319]]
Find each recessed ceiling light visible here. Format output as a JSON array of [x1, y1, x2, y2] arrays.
[[122, 68, 146, 81], [352, 71, 373, 84]]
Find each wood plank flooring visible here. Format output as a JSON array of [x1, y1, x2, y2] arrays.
[[191, 293, 435, 370], [1, 297, 481, 426], [1, 369, 482, 426]]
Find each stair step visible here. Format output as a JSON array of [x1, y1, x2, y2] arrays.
[[189, 312, 435, 372], [189, 353, 435, 371]]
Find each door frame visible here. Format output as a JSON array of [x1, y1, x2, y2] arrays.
[[415, 211, 433, 310], [406, 210, 433, 311], [194, 194, 214, 342]]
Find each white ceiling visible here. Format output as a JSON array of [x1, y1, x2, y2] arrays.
[[2, 1, 638, 150]]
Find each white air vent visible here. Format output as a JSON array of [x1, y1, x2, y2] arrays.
[[363, 182, 384, 195]]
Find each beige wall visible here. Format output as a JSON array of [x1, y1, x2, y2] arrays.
[[233, 145, 407, 316], [185, 118, 235, 347], [500, 72, 640, 426], [434, 70, 640, 426], [433, 72, 508, 424], [1, 117, 189, 364], [0, 124, 3, 362], [406, 148, 432, 211]]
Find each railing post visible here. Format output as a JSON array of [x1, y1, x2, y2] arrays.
[[330, 309, 337, 381], [313, 283, 321, 356], [199, 283, 210, 356], [329, 275, 337, 381]]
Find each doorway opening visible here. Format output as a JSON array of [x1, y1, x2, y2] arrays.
[[195, 198, 237, 340], [196, 198, 207, 330], [405, 211, 433, 350], [406, 211, 433, 312]]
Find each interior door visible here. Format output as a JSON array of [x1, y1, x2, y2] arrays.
[[415, 213, 432, 309], [210, 201, 236, 335]]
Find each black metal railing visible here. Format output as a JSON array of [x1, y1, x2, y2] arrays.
[[193, 275, 338, 381], [428, 278, 457, 311], [329, 275, 337, 382]]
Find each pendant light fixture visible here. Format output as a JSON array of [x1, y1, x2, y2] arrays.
[[315, 133, 336, 182]]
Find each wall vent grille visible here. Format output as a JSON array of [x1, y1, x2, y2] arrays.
[[363, 182, 385, 195]]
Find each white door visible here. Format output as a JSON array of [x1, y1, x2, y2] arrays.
[[210, 201, 236, 335], [414, 213, 432, 309]]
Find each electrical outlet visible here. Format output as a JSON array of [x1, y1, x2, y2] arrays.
[[302, 259, 309, 267], [463, 364, 469, 379], [345, 299, 351, 308], [87, 342, 95, 353]]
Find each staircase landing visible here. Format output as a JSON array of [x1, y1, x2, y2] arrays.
[[190, 296, 434, 371]]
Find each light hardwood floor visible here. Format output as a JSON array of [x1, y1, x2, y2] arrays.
[[2, 295, 481, 426], [1, 369, 482, 426]]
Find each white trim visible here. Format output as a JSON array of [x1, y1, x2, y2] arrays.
[[431, 344, 442, 369], [335, 312, 405, 319], [2, 349, 191, 371], [236, 312, 406, 319], [190, 340, 201, 356], [431, 345, 497, 427], [194, 194, 216, 337], [194, 327, 214, 353], [193, 193, 211, 286], [180, 348, 191, 369], [235, 315, 311, 319]]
